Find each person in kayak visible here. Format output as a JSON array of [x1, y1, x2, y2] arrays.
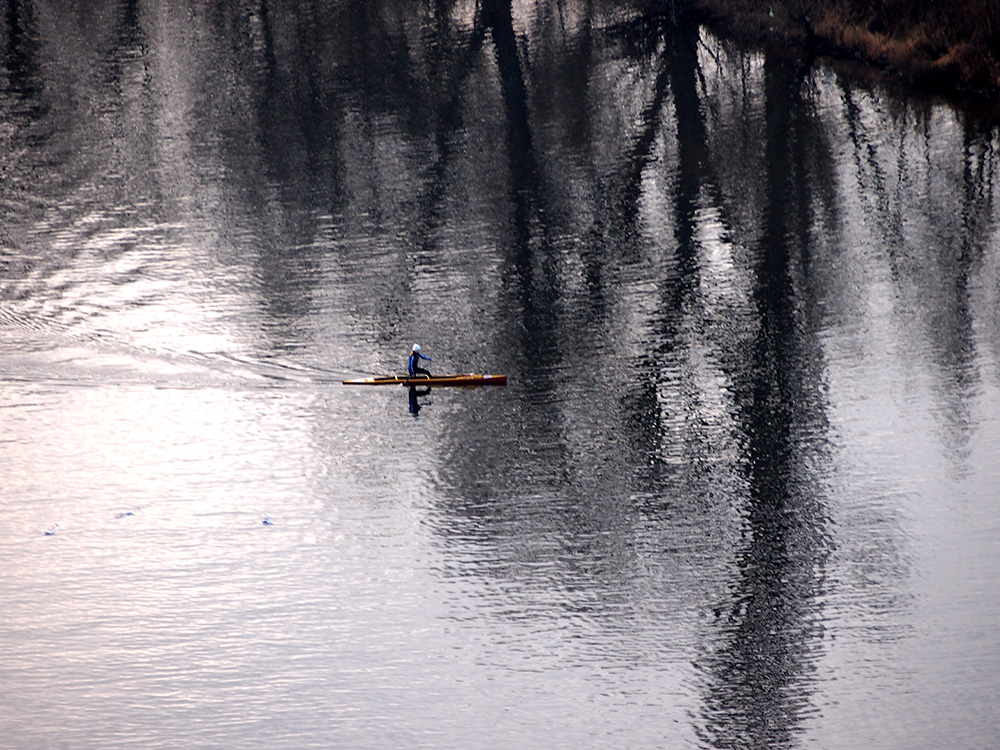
[[408, 343, 432, 378]]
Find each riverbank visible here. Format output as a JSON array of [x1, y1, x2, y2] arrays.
[[682, 0, 1000, 109]]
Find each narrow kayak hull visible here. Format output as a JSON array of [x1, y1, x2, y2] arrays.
[[342, 373, 507, 387]]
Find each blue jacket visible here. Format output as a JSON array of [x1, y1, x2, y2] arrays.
[[408, 350, 431, 376]]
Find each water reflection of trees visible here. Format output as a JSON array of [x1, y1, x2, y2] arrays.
[[836, 79, 996, 474], [687, 47, 836, 749], [228, 0, 990, 743], [439, 7, 840, 746]]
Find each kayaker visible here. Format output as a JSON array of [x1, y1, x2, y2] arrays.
[[408, 343, 432, 378]]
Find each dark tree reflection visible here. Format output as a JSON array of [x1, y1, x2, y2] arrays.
[[691, 51, 835, 749], [3, 0, 41, 100]]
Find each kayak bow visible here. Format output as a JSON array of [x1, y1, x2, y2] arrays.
[[342, 373, 507, 387]]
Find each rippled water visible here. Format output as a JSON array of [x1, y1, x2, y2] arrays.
[[3, 1, 1000, 748]]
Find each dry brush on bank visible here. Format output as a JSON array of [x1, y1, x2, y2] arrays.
[[683, 0, 1000, 95]]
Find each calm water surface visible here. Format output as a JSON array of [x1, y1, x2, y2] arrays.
[[2, 1, 1000, 748]]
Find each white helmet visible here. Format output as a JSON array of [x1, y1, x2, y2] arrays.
[[412, 344, 421, 352]]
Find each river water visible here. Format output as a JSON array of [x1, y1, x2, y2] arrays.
[[2, 1, 999, 748]]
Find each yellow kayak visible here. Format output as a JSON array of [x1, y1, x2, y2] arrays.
[[342, 373, 507, 387]]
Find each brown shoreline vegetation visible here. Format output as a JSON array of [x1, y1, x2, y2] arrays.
[[660, 0, 1000, 104]]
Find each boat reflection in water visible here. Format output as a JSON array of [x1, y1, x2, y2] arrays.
[[408, 386, 432, 419]]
